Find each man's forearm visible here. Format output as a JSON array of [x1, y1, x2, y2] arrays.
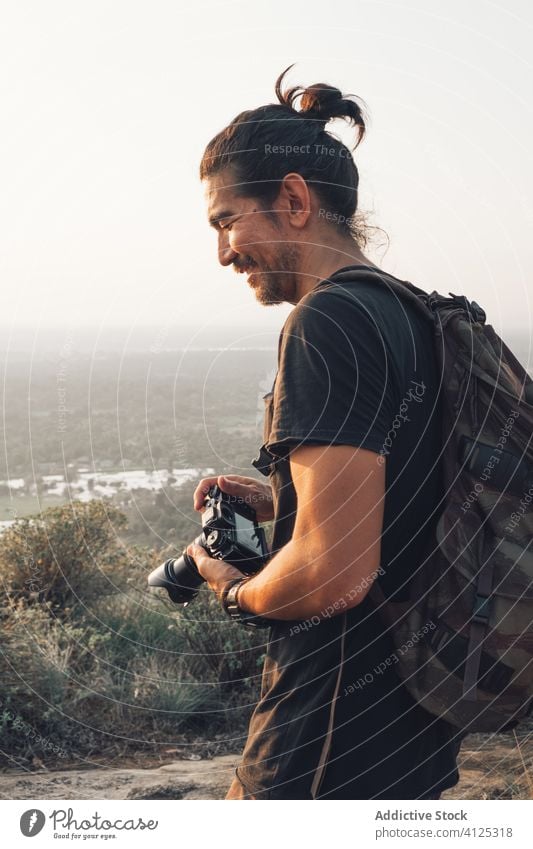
[[237, 538, 365, 621]]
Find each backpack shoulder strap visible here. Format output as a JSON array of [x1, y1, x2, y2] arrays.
[[332, 265, 488, 328], [331, 265, 434, 322]]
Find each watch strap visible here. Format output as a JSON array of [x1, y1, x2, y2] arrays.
[[221, 578, 270, 630], [219, 578, 244, 610]]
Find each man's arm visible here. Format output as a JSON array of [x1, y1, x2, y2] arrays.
[[190, 443, 386, 620]]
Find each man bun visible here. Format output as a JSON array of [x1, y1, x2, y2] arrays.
[[275, 65, 366, 147]]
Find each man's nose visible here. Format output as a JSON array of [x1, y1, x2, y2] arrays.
[[218, 233, 238, 267]]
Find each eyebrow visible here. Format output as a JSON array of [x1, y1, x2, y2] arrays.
[[208, 209, 235, 228]]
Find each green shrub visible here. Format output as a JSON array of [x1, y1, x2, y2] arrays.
[[0, 500, 265, 764], [0, 500, 130, 614], [179, 592, 266, 694]]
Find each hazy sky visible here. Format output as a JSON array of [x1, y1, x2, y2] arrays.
[[2, 0, 533, 344]]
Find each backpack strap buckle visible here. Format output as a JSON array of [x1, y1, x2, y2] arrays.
[[472, 593, 491, 625], [460, 435, 533, 497], [252, 445, 276, 477]]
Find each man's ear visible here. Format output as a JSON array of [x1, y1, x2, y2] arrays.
[[279, 172, 312, 229]]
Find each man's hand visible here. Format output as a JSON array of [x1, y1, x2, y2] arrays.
[[193, 474, 274, 523], [186, 543, 245, 598]]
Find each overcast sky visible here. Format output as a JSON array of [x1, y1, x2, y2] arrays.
[[1, 0, 532, 346]]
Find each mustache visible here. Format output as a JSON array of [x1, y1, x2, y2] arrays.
[[233, 255, 257, 273]]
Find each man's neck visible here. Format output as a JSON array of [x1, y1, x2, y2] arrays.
[[294, 241, 379, 303]]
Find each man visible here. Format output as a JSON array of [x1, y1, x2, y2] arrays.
[[187, 68, 463, 799]]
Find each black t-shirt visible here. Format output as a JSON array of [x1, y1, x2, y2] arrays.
[[237, 265, 463, 800]]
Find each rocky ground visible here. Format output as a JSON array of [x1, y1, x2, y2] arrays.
[[0, 753, 237, 800], [0, 733, 531, 800]]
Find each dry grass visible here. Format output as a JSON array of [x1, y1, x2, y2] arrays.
[[443, 728, 533, 800]]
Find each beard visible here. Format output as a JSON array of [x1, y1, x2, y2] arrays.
[[248, 244, 302, 305]]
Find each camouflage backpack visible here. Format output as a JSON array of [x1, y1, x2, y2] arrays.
[[334, 266, 533, 733]]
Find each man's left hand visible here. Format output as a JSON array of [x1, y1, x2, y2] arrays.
[[186, 544, 245, 598]]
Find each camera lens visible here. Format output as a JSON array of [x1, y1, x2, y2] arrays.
[[148, 545, 205, 604]]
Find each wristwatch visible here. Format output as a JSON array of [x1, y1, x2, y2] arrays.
[[220, 578, 271, 630]]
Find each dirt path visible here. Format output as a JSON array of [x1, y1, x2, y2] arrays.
[[1, 735, 531, 800], [0, 753, 237, 800]]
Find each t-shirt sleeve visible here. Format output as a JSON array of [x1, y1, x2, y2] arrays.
[[266, 287, 400, 457]]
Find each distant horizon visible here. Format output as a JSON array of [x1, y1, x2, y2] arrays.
[[0, 322, 286, 353], [1, 320, 531, 350], [0, 329, 531, 378]]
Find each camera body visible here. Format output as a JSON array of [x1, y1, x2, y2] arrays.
[[147, 485, 269, 604]]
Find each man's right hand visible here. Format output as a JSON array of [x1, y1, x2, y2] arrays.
[[193, 474, 274, 523]]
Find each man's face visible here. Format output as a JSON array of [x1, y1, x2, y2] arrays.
[[204, 169, 302, 305]]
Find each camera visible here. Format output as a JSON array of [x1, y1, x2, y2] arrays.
[[147, 485, 269, 604]]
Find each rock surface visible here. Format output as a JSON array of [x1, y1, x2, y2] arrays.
[[0, 736, 531, 800]]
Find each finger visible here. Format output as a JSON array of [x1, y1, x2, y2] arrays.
[[193, 477, 218, 511], [217, 476, 256, 503], [221, 474, 255, 484], [187, 543, 213, 568]]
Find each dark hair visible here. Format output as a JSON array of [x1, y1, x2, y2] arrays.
[[200, 66, 371, 243]]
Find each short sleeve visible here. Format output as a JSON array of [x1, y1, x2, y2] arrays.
[[266, 286, 400, 457]]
